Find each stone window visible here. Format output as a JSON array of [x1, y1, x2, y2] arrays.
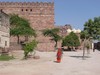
[[21, 9, 23, 11], [26, 9, 28, 11], [30, 9, 32, 12], [5, 41, 7, 46]]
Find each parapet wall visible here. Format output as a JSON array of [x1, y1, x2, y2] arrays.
[[0, 2, 54, 7]]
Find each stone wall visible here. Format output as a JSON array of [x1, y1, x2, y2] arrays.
[[0, 2, 55, 51], [0, 2, 54, 30], [0, 11, 10, 48], [0, 2, 74, 51]]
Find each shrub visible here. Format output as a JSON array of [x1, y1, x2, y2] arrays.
[[62, 32, 80, 50], [23, 40, 38, 59]]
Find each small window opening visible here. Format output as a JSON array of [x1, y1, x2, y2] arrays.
[[21, 9, 23, 11], [30, 9, 32, 11], [26, 9, 28, 11], [5, 41, 7, 46]]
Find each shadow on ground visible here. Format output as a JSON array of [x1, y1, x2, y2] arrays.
[[70, 56, 91, 59]]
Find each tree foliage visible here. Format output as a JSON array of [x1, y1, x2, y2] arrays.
[[84, 17, 100, 40], [10, 14, 30, 27], [43, 28, 62, 48], [10, 14, 36, 43], [23, 40, 38, 59], [62, 32, 80, 48], [80, 30, 90, 40]]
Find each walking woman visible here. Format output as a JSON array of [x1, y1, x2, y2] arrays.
[[56, 48, 63, 63]]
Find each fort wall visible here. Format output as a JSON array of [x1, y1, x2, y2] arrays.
[[0, 2, 55, 51], [0, 2, 54, 30]]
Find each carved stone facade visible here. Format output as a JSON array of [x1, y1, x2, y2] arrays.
[[0, 11, 10, 48]]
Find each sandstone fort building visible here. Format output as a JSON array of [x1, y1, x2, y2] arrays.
[[0, 2, 73, 51], [0, 2, 56, 51], [0, 2, 54, 30]]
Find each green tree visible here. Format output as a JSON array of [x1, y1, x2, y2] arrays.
[[20, 27, 36, 42], [80, 30, 90, 40], [43, 28, 62, 49], [25, 28, 36, 41], [62, 32, 80, 50], [10, 14, 30, 28], [10, 27, 22, 44], [84, 17, 100, 40], [10, 14, 36, 44], [83, 17, 100, 59], [23, 40, 38, 59]]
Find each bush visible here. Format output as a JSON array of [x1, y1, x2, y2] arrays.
[[23, 40, 38, 59], [62, 32, 80, 50]]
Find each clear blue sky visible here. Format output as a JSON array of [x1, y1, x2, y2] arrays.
[[0, 0, 100, 30]]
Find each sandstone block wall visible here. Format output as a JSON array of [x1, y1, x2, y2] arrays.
[[0, 2, 54, 30], [0, 2, 55, 51]]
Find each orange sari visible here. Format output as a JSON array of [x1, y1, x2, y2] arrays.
[[56, 48, 62, 63]]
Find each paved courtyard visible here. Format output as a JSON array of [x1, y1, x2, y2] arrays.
[[0, 50, 100, 75]]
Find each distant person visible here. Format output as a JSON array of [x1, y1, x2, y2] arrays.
[[93, 43, 97, 52], [93, 48, 95, 52], [56, 48, 63, 63]]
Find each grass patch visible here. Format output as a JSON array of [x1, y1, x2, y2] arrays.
[[0, 55, 14, 61]]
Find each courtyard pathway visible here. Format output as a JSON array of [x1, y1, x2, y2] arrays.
[[0, 50, 100, 75]]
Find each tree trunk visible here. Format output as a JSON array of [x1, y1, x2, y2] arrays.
[[83, 47, 85, 60], [54, 41, 58, 51], [68, 46, 71, 51], [83, 39, 86, 60], [17, 35, 20, 44], [25, 36, 29, 41], [55, 41, 57, 48]]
